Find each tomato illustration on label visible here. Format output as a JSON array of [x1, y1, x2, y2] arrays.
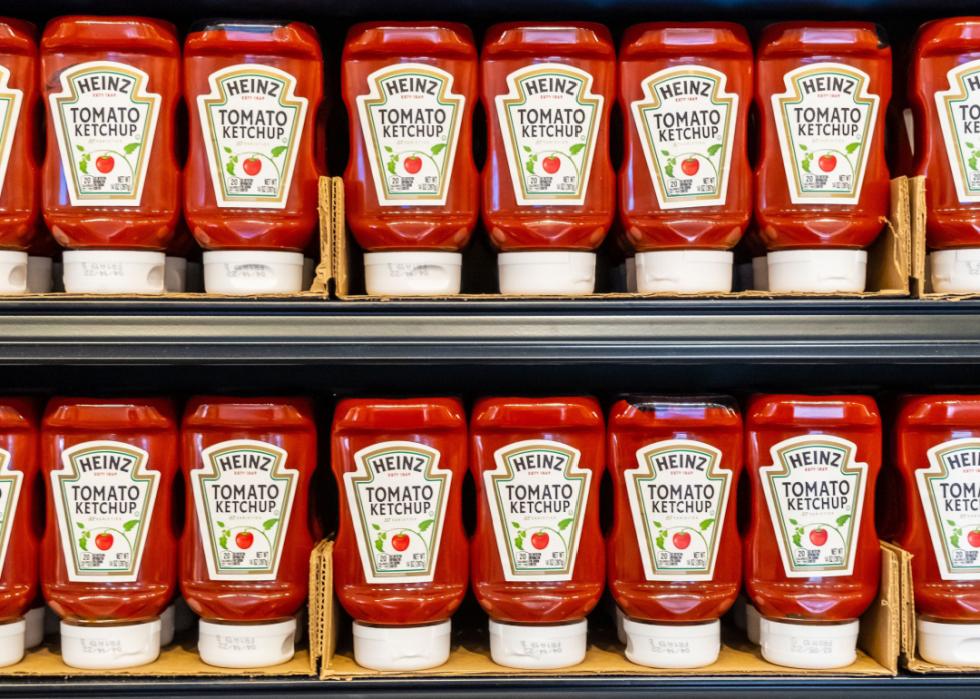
[[191, 439, 297, 581], [345, 441, 450, 584], [935, 59, 980, 204], [357, 64, 464, 206], [496, 64, 603, 206], [51, 441, 158, 582], [632, 66, 737, 210], [772, 63, 879, 205]]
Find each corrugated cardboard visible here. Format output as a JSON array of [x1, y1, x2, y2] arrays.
[[314, 540, 899, 679], [327, 176, 911, 300]]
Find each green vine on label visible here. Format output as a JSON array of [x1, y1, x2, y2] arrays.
[[965, 142, 980, 171]]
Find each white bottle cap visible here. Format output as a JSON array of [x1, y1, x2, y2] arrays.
[[352, 619, 451, 671], [759, 616, 858, 669], [745, 603, 761, 645], [26, 256, 52, 293], [203, 250, 304, 295], [767, 249, 867, 293], [159, 604, 175, 646], [60, 618, 161, 669], [364, 251, 462, 296], [752, 255, 769, 291], [497, 251, 596, 295], [489, 618, 587, 670], [918, 618, 980, 666], [623, 617, 720, 669], [0, 619, 25, 667], [0, 250, 27, 294], [62, 250, 165, 295], [197, 618, 295, 669], [23, 606, 44, 649], [931, 247, 980, 294], [615, 606, 627, 645], [164, 256, 187, 293], [625, 256, 637, 293], [635, 250, 733, 293]]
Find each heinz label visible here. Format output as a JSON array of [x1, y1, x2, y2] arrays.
[[917, 438, 980, 580], [50, 61, 160, 206], [632, 66, 738, 209], [0, 68, 21, 198], [772, 63, 879, 205], [497, 64, 603, 206], [51, 441, 158, 582], [199, 65, 308, 209], [761, 435, 867, 577], [0, 449, 21, 573], [345, 441, 451, 584], [485, 439, 591, 581], [192, 439, 296, 581], [936, 60, 980, 204], [627, 440, 731, 581], [357, 64, 464, 206]]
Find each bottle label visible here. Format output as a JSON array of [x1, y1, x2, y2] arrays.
[[485, 439, 591, 581], [0, 67, 22, 198], [199, 65, 308, 209], [50, 61, 160, 207], [935, 59, 980, 204], [345, 440, 452, 584], [496, 63, 603, 206], [772, 63, 879, 205], [916, 437, 980, 580], [760, 435, 867, 578], [626, 439, 732, 581], [631, 66, 738, 210], [356, 64, 464, 207], [191, 439, 297, 581], [0, 449, 21, 573], [51, 441, 158, 582]]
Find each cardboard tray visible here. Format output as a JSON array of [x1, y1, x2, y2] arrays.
[[311, 540, 900, 680], [325, 176, 911, 301]]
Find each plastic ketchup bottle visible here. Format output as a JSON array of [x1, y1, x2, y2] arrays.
[[471, 397, 604, 669], [184, 22, 323, 295], [181, 397, 315, 668], [620, 23, 752, 294], [343, 23, 478, 296], [482, 23, 615, 295], [745, 394, 881, 669], [41, 398, 177, 669], [894, 395, 980, 666], [41, 17, 180, 295], [607, 396, 742, 668], [332, 398, 468, 670], [0, 399, 39, 666], [910, 19, 980, 293], [755, 23, 891, 293]]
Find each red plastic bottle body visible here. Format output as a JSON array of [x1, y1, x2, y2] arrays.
[[755, 23, 891, 251], [0, 399, 39, 625], [342, 23, 478, 252], [619, 23, 752, 252], [607, 396, 743, 623], [41, 17, 180, 250]]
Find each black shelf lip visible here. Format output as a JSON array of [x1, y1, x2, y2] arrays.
[[1, 297, 980, 364]]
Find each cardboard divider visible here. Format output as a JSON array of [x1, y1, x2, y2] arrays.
[[326, 175, 911, 300], [313, 540, 900, 679]]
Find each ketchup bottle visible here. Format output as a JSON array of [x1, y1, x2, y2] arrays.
[[620, 23, 752, 293], [184, 22, 323, 295], [755, 23, 891, 293], [910, 19, 980, 293], [482, 23, 615, 295], [343, 23, 478, 296], [41, 17, 180, 294], [332, 398, 468, 670], [181, 397, 315, 668], [471, 397, 604, 669], [0, 399, 38, 666], [41, 398, 177, 669], [607, 396, 742, 668], [745, 394, 881, 669], [894, 395, 980, 666]]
